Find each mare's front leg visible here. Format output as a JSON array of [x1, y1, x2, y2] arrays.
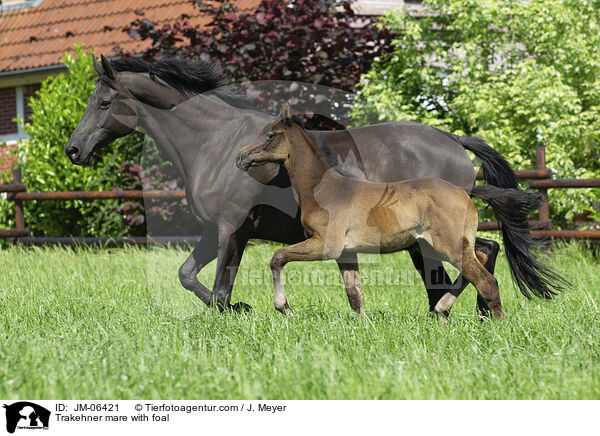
[[270, 237, 327, 315], [336, 252, 366, 316], [211, 220, 254, 312], [178, 230, 219, 306]]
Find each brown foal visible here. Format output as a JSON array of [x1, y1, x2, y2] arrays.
[[237, 104, 504, 319]]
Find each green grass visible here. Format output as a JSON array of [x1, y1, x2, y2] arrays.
[[0, 240, 598, 399]]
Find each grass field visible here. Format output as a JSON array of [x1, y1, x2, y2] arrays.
[[0, 239, 598, 399]]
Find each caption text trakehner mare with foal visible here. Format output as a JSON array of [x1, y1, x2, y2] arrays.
[[64, 56, 568, 316]]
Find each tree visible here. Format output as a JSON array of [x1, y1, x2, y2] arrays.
[[351, 0, 600, 225], [120, 0, 392, 128], [124, 0, 390, 89]]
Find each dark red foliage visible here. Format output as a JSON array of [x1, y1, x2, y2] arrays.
[[120, 0, 391, 91]]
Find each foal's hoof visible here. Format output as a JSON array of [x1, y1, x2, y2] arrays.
[[428, 310, 450, 324], [230, 301, 253, 313], [275, 302, 295, 317]]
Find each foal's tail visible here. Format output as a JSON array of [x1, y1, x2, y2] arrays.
[[470, 184, 570, 299]]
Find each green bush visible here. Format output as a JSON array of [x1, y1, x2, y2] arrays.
[[0, 46, 144, 237], [352, 0, 600, 226]]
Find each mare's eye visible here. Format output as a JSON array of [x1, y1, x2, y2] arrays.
[[99, 100, 111, 110], [265, 131, 276, 141]]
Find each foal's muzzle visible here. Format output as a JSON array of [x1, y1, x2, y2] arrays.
[[236, 152, 253, 171]]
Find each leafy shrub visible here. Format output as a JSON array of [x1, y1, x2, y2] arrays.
[[351, 0, 600, 226], [0, 46, 145, 237]]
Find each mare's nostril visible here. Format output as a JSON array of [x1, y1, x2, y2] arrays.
[[66, 145, 80, 159]]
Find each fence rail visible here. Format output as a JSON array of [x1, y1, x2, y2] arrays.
[[9, 189, 186, 201], [1, 146, 598, 244]]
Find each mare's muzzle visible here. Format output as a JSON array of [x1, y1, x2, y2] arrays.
[[64, 140, 92, 165]]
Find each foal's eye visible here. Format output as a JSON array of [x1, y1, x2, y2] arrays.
[[99, 100, 111, 110], [265, 131, 277, 141]]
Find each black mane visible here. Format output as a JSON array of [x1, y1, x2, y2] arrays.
[[109, 57, 225, 95]]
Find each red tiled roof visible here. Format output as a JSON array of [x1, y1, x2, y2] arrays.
[[0, 0, 260, 73]]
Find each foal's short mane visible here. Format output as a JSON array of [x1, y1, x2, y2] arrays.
[[290, 119, 355, 177], [109, 57, 224, 95]]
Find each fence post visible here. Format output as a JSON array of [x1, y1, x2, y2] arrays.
[[535, 146, 550, 223], [12, 168, 26, 239]]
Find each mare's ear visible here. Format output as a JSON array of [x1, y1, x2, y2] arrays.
[[280, 102, 292, 127], [92, 55, 103, 77], [101, 55, 115, 80]]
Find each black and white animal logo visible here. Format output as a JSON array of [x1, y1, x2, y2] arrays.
[[3, 402, 50, 434]]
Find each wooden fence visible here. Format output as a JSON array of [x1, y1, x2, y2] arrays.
[[0, 146, 599, 245]]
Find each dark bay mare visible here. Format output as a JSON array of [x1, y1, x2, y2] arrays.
[[65, 56, 567, 314]]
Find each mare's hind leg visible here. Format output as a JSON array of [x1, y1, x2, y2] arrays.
[[270, 237, 326, 315], [336, 252, 366, 316]]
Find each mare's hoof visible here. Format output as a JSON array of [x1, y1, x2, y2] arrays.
[[477, 310, 493, 321], [230, 301, 253, 312]]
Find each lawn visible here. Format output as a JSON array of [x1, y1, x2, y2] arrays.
[[0, 239, 598, 399]]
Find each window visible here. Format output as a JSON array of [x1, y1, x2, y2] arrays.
[[0, 84, 39, 143], [0, 0, 44, 11]]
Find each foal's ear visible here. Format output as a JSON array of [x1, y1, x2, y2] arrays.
[[92, 55, 103, 77], [280, 102, 292, 127]]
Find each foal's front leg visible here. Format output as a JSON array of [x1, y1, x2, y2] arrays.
[[269, 237, 326, 315], [336, 252, 366, 316]]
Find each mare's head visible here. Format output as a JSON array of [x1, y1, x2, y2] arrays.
[[65, 55, 139, 165], [236, 103, 301, 171], [65, 55, 221, 165]]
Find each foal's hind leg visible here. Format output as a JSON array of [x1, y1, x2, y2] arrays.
[[473, 237, 500, 316], [460, 252, 504, 319], [432, 238, 500, 317], [270, 237, 327, 315], [433, 251, 488, 315]]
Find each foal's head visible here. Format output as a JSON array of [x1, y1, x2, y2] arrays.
[[236, 103, 299, 171]]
